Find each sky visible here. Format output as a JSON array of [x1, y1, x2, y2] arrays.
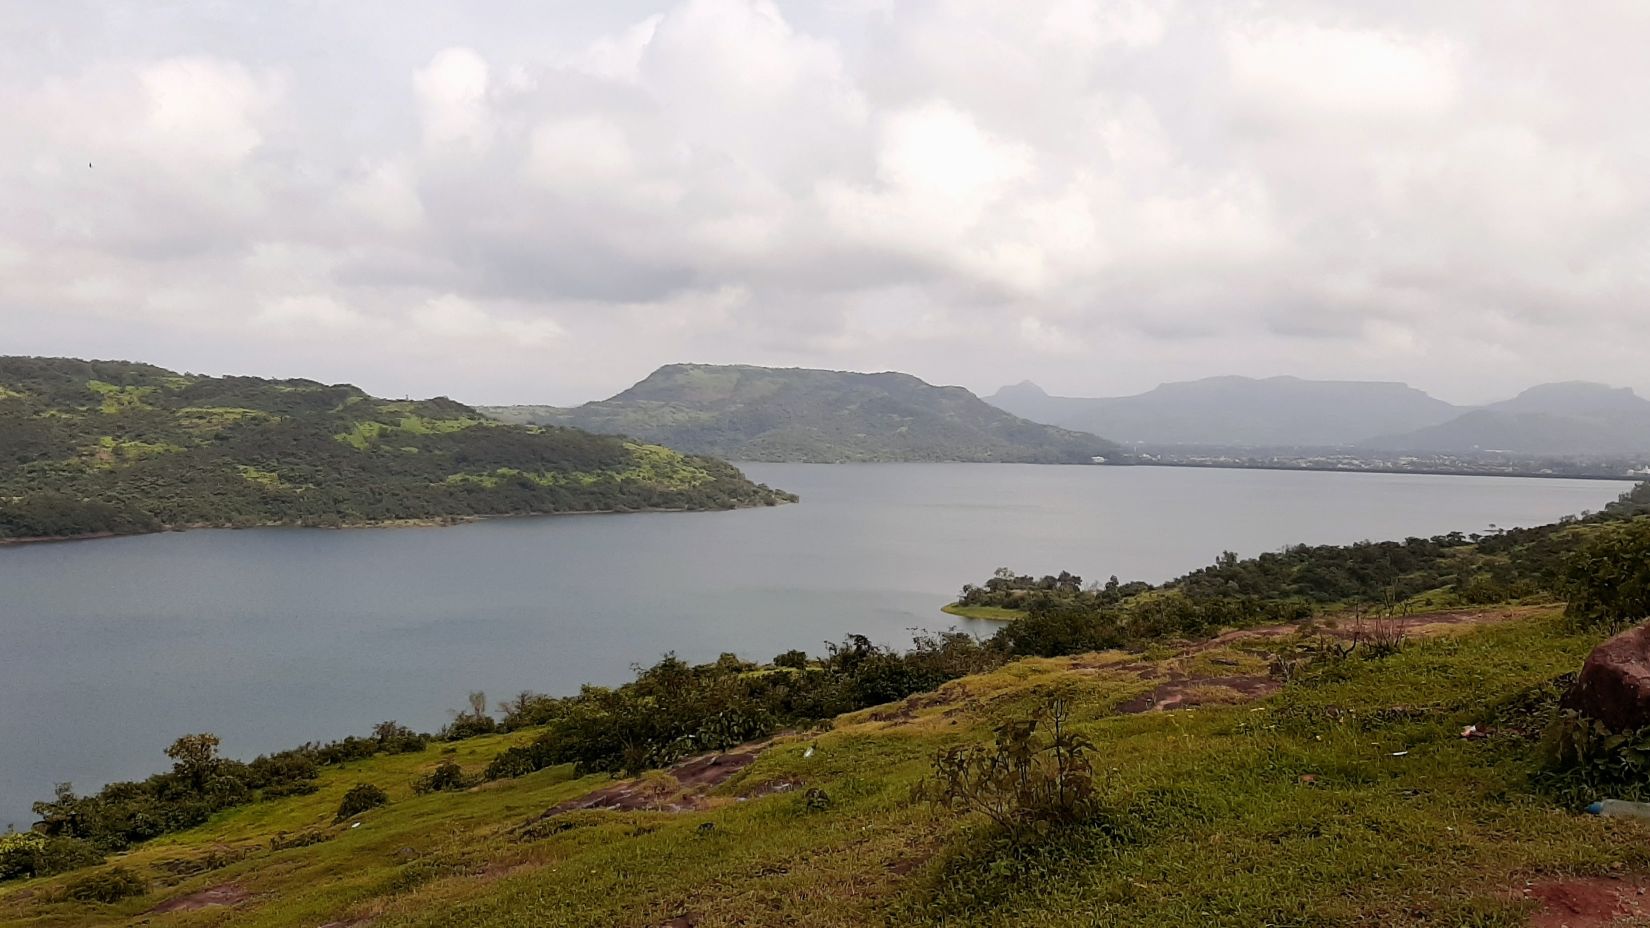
[[3, 1, 1648, 407]]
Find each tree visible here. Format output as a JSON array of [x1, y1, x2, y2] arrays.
[[165, 733, 222, 791]]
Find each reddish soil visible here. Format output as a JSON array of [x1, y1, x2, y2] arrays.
[[1522, 875, 1650, 927], [536, 744, 766, 818], [147, 882, 251, 913]]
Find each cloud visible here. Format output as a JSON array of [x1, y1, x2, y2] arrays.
[[3, 0, 1650, 406], [1227, 22, 1461, 122], [415, 48, 493, 150]]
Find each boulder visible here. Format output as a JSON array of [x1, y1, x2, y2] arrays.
[[1562, 623, 1650, 732]]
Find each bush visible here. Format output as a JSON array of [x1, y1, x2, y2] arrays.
[[63, 866, 147, 904], [0, 832, 46, 881], [334, 783, 389, 822], [1562, 518, 1650, 628], [413, 761, 476, 794], [772, 649, 810, 670], [916, 697, 1101, 844]]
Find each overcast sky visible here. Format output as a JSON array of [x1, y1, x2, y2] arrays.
[[4, 1, 1647, 406]]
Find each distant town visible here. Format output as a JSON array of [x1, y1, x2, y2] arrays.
[[1128, 447, 1650, 482]]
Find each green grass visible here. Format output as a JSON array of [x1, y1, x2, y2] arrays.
[[4, 610, 1644, 927]]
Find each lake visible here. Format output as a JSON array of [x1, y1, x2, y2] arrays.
[[0, 464, 1633, 825]]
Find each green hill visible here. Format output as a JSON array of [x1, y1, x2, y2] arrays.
[[0, 357, 793, 541], [481, 364, 1121, 463]]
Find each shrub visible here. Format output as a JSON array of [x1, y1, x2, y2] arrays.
[[334, 783, 390, 822], [63, 866, 146, 904], [0, 832, 45, 881], [1562, 519, 1650, 628], [413, 761, 476, 794], [916, 697, 1101, 844], [773, 649, 810, 670]]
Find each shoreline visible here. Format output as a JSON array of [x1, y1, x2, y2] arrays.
[[1127, 460, 1645, 483], [0, 499, 792, 548]]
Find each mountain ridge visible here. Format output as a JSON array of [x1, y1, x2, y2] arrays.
[[986, 375, 1461, 447], [482, 363, 1120, 464]]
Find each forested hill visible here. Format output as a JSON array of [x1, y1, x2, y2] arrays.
[[0, 357, 793, 541], [481, 363, 1121, 464]]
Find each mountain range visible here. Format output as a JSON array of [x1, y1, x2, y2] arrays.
[[480, 364, 1119, 464], [0, 357, 791, 541], [986, 377, 1650, 455]]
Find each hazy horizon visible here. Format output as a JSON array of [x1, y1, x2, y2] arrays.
[[8, 2, 1650, 406]]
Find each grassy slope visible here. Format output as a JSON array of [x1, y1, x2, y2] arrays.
[[4, 608, 1645, 928]]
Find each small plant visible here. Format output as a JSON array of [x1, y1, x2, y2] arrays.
[[335, 783, 390, 822], [915, 696, 1100, 844], [63, 866, 146, 904], [1544, 709, 1650, 800]]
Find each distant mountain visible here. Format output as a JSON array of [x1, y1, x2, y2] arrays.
[[1361, 382, 1650, 454], [986, 376, 1460, 447], [0, 357, 791, 541], [481, 364, 1120, 463], [983, 381, 1101, 425]]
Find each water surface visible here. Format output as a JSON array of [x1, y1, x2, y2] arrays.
[[0, 464, 1631, 825]]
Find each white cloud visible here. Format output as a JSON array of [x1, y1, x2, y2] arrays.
[[412, 295, 564, 348], [1227, 22, 1460, 122], [414, 47, 493, 150], [4, 0, 1650, 405]]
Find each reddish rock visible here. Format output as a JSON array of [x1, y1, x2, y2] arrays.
[[1562, 624, 1650, 732]]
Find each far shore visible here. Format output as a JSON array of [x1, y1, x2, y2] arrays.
[[0, 500, 793, 548]]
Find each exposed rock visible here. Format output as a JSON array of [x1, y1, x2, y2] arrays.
[[1562, 623, 1650, 732]]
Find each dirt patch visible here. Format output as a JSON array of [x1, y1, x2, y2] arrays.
[[1522, 875, 1650, 927], [1113, 675, 1280, 714], [147, 882, 251, 914], [535, 743, 767, 819]]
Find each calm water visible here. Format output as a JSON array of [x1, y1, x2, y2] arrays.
[[0, 464, 1632, 825]]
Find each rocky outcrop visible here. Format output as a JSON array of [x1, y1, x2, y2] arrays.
[[1561, 624, 1650, 732]]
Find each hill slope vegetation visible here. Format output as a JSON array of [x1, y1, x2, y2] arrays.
[[482, 364, 1120, 463], [0, 357, 791, 541]]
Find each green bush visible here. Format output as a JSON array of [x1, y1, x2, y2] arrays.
[[1562, 518, 1650, 628], [63, 866, 146, 904], [414, 761, 477, 794], [334, 783, 390, 822]]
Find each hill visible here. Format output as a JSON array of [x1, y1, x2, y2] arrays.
[[985, 376, 1460, 447], [481, 364, 1120, 463], [1362, 382, 1650, 454], [0, 357, 792, 541]]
